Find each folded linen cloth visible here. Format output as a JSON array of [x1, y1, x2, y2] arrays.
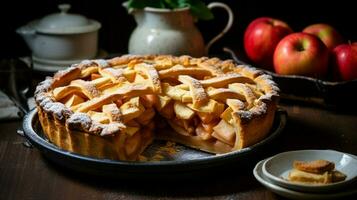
[[0, 90, 23, 120]]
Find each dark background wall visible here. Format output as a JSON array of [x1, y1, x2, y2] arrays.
[[1, 0, 356, 59]]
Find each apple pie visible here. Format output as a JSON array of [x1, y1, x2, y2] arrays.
[[34, 55, 279, 161]]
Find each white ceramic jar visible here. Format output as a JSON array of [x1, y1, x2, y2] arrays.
[[16, 4, 101, 61], [126, 2, 233, 57]]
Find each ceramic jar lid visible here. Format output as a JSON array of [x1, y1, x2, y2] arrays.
[[36, 4, 101, 34]]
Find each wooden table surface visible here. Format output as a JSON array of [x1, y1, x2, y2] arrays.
[[1, 102, 357, 200]]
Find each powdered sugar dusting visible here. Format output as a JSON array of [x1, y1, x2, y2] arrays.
[[198, 62, 224, 75], [234, 110, 253, 122], [145, 65, 161, 93], [72, 80, 100, 98], [94, 59, 109, 68], [67, 112, 92, 131], [100, 122, 126, 136], [255, 74, 273, 82], [148, 68, 160, 85], [83, 82, 101, 98], [35, 78, 53, 94], [259, 94, 273, 103], [38, 96, 53, 107], [89, 122, 103, 135], [54, 66, 78, 79], [179, 76, 208, 105], [251, 100, 268, 115], [255, 74, 280, 97], [102, 68, 124, 79], [190, 78, 208, 102], [43, 102, 72, 120], [241, 65, 264, 78], [81, 60, 92, 65], [76, 60, 98, 70]]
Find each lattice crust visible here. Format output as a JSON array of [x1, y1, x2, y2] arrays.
[[35, 55, 279, 160]]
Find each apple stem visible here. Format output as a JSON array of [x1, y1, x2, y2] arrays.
[[348, 40, 352, 45]]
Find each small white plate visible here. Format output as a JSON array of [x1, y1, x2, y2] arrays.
[[262, 150, 357, 192], [253, 159, 357, 200]]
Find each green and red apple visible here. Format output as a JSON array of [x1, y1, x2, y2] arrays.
[[273, 33, 329, 78], [303, 23, 343, 51], [244, 17, 293, 70]]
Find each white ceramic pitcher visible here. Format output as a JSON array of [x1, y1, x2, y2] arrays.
[[126, 2, 233, 57]]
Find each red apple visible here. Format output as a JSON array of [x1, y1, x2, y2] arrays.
[[331, 42, 357, 81], [273, 33, 329, 78], [244, 17, 293, 70], [303, 23, 343, 51]]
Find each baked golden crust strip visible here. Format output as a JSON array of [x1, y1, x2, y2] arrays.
[[54, 76, 114, 101], [53, 86, 82, 101], [51, 67, 81, 88], [70, 80, 101, 99], [134, 63, 162, 93], [90, 77, 112, 88], [64, 94, 84, 107], [75, 84, 152, 112], [254, 74, 279, 98], [159, 66, 212, 79], [80, 66, 98, 78], [226, 99, 246, 112], [165, 86, 245, 103], [200, 74, 255, 88], [98, 68, 125, 82], [178, 75, 208, 108], [207, 88, 245, 102], [153, 57, 174, 70], [197, 62, 224, 75], [229, 83, 256, 108]]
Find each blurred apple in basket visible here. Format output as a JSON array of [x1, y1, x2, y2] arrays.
[[273, 32, 329, 78], [303, 23, 343, 51], [244, 17, 293, 70], [331, 42, 357, 81]]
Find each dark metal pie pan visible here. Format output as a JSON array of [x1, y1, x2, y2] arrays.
[[23, 108, 287, 179]]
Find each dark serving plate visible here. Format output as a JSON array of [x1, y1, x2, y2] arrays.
[[223, 47, 357, 111], [23, 109, 287, 179]]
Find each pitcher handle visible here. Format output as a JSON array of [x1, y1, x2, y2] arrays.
[[205, 2, 234, 55]]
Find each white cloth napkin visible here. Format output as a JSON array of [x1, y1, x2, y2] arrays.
[[0, 90, 22, 120]]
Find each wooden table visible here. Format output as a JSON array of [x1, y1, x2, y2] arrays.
[[1, 103, 356, 200]]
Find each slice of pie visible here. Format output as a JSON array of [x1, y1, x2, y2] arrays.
[[34, 55, 279, 161], [288, 160, 347, 184]]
